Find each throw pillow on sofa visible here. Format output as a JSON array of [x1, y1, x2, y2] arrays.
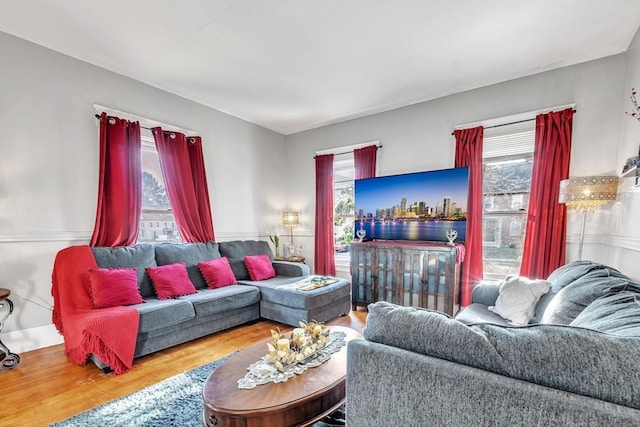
[[198, 257, 237, 288], [88, 268, 145, 309], [488, 276, 551, 325], [244, 254, 276, 281], [146, 263, 197, 299]]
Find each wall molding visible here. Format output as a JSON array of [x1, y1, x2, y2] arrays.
[[0, 230, 268, 244], [565, 233, 640, 252], [0, 231, 92, 243]]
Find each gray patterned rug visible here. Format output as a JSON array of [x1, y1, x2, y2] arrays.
[[49, 355, 345, 427]]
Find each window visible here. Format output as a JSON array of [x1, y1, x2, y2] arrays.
[[482, 130, 534, 280], [333, 153, 355, 253], [138, 131, 181, 243]]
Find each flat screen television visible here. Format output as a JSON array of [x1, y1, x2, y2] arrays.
[[354, 166, 469, 243]]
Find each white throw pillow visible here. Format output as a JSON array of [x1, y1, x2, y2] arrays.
[[488, 276, 551, 326]]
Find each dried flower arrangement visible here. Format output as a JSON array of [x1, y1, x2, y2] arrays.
[[266, 321, 330, 372], [626, 87, 640, 123]]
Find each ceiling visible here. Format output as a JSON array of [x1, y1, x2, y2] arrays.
[[1, 1, 640, 135]]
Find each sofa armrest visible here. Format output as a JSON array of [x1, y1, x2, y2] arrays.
[[346, 339, 640, 426], [272, 260, 310, 277], [471, 281, 500, 306]]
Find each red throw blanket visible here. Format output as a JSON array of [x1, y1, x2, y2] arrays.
[[51, 245, 139, 375]]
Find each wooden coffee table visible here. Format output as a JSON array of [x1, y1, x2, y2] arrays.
[[202, 326, 362, 427]]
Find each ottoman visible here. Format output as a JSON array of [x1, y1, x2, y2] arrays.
[[247, 276, 351, 327]]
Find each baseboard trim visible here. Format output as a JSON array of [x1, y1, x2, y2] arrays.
[[3, 323, 64, 354]]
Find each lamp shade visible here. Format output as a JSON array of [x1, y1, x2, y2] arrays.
[[558, 176, 618, 210], [282, 211, 300, 228]]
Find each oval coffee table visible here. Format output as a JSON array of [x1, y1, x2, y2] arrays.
[[202, 325, 362, 427]]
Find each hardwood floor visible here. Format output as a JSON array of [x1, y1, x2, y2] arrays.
[[1, 310, 367, 427]]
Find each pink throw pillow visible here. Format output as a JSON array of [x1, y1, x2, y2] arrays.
[[89, 268, 145, 309], [146, 263, 197, 299], [198, 257, 237, 289], [244, 254, 276, 281]]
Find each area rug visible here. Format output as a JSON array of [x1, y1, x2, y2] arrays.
[[49, 354, 345, 427]]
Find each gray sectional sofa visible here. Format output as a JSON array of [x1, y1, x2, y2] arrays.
[[346, 261, 640, 426], [87, 240, 350, 372]]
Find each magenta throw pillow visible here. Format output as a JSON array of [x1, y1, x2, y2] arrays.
[[198, 257, 237, 289], [244, 254, 276, 281], [88, 268, 145, 309], [146, 263, 197, 299]]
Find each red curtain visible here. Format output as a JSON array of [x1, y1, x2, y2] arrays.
[[354, 145, 378, 179], [152, 128, 215, 243], [520, 108, 573, 278], [90, 113, 142, 247], [314, 154, 336, 276], [454, 126, 484, 307]]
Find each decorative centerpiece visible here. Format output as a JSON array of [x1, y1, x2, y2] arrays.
[[238, 321, 346, 389], [266, 321, 330, 372]]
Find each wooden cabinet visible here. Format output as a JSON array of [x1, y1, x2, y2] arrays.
[[350, 242, 462, 316]]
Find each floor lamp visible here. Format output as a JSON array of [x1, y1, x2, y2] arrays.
[[558, 176, 618, 260]]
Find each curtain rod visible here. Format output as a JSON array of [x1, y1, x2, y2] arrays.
[[95, 113, 155, 131], [450, 109, 577, 136], [314, 145, 382, 159]]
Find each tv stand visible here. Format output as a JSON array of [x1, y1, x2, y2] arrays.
[[350, 241, 462, 316]]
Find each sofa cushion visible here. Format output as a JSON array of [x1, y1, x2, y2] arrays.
[[533, 261, 631, 323], [92, 244, 157, 298], [88, 268, 145, 308], [489, 276, 550, 325], [244, 254, 276, 281], [455, 303, 510, 325], [146, 263, 197, 299], [133, 298, 195, 334], [365, 301, 640, 410], [198, 257, 237, 288], [540, 271, 631, 325], [218, 240, 273, 281], [154, 241, 221, 289], [177, 285, 261, 317], [570, 291, 640, 336]]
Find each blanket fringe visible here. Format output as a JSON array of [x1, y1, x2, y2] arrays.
[[68, 331, 132, 375], [52, 310, 63, 334]]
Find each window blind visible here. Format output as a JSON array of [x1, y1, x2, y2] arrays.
[[483, 130, 535, 159]]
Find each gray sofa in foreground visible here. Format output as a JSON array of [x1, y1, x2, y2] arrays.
[[86, 240, 350, 372], [346, 261, 640, 426]]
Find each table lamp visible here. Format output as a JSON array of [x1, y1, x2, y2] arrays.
[[282, 211, 300, 243]]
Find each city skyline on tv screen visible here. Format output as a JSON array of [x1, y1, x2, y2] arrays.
[[354, 167, 469, 242], [355, 167, 469, 216]]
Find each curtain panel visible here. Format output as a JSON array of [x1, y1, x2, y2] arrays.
[[354, 145, 378, 180], [520, 108, 573, 278], [90, 113, 142, 247], [454, 126, 484, 307], [152, 128, 215, 243], [314, 154, 336, 276]]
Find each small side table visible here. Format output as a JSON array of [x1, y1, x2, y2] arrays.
[[0, 288, 20, 369], [274, 256, 306, 263]]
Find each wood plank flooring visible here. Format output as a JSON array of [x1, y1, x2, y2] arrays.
[[1, 310, 367, 427]]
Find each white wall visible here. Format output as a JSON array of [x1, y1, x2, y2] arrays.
[[0, 32, 287, 352], [285, 50, 640, 281]]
